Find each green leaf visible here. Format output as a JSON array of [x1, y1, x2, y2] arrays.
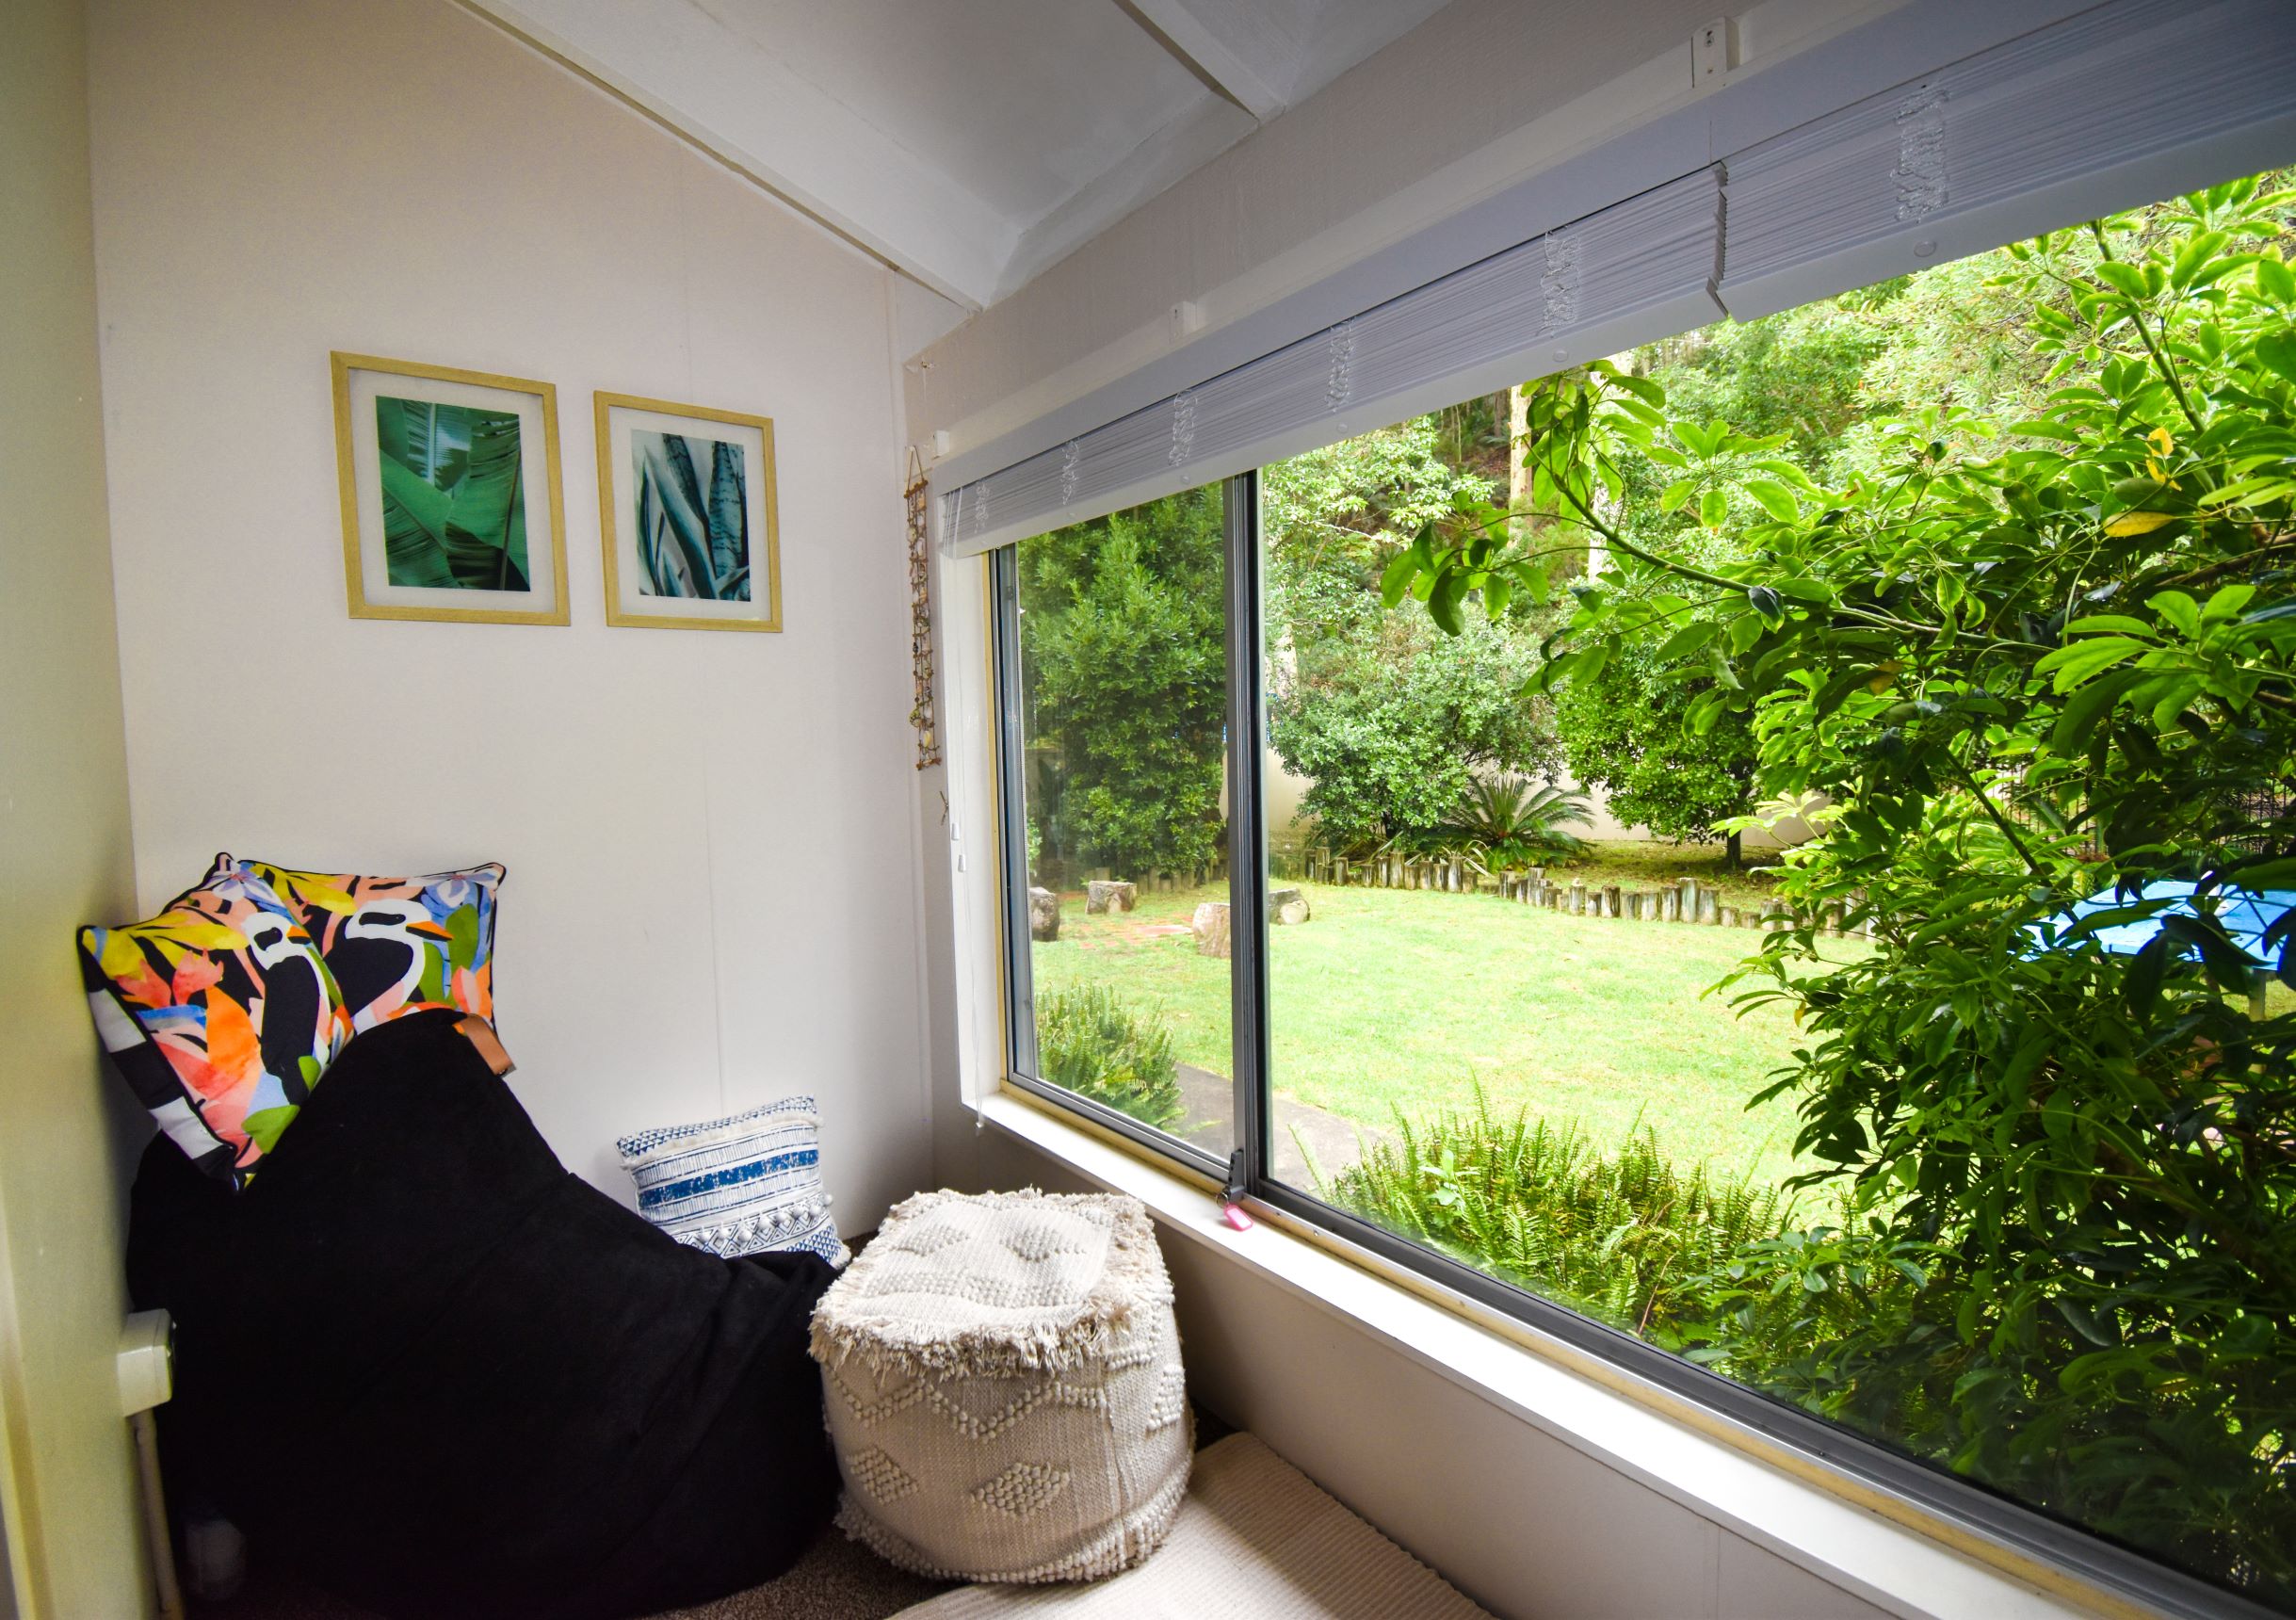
[[1743, 479, 1800, 522], [1698, 487, 1729, 528], [1428, 571, 1467, 636], [1380, 548, 1420, 608], [2047, 669, 2138, 754], [2254, 331, 2296, 388], [2202, 582, 2256, 622], [2257, 255, 2296, 305], [2227, 855, 2296, 890], [2093, 260, 2148, 300], [1655, 621, 1719, 662], [2146, 674, 2206, 733], [2169, 230, 2229, 291], [2147, 590, 2201, 640], [2034, 637, 2145, 693]]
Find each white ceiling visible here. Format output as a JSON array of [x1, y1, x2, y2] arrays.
[[461, 0, 1459, 310]]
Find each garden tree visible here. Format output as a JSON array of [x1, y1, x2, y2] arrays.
[[1637, 295, 1881, 474], [1543, 307, 1874, 864], [1020, 489, 1225, 877], [1382, 177, 2296, 1600], [1552, 647, 1757, 864], [1260, 419, 1555, 850], [1271, 610, 1553, 851]]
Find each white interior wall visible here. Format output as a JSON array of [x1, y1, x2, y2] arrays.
[[0, 0, 153, 1612], [85, 0, 933, 1228]]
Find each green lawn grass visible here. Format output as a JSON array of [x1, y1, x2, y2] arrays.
[[1032, 873, 1851, 1190]]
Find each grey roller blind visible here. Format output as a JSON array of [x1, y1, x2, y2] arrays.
[[941, 168, 1724, 558], [940, 0, 2296, 558], [1719, 0, 2296, 319]]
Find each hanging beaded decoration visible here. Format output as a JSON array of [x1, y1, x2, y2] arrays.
[[906, 448, 941, 769]]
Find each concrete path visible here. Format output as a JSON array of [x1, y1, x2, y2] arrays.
[[1172, 1063, 1389, 1190]]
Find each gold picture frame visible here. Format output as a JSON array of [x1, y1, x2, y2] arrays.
[[594, 392, 782, 632], [331, 352, 570, 625]]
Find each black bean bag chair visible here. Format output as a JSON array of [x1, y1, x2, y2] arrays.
[[126, 1008, 838, 1620]]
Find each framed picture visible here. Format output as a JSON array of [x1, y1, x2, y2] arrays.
[[331, 352, 568, 625], [594, 393, 781, 632]]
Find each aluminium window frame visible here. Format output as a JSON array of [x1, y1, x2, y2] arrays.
[[990, 486, 1242, 1188], [988, 465, 2285, 1620]]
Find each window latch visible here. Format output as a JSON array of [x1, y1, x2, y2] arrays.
[[1219, 1148, 1254, 1232]]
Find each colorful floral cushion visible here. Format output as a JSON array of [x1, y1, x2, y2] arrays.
[[213, 856, 504, 1034], [80, 867, 350, 1187]]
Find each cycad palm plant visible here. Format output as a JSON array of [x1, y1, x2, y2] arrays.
[[1441, 777, 1592, 872]]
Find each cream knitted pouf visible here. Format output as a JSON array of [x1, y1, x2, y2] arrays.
[[809, 1189, 1191, 1583]]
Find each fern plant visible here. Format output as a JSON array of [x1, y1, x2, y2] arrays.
[[1327, 1084, 1800, 1338], [1035, 985, 1185, 1131]]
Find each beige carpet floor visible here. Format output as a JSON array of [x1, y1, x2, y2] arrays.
[[188, 1524, 951, 1620]]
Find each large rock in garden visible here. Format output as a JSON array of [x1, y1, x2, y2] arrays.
[[1086, 880, 1138, 915], [1268, 886, 1311, 926], [1191, 901, 1230, 959], [1028, 886, 1061, 942]]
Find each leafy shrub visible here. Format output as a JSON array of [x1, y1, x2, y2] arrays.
[[1261, 420, 1557, 854], [1036, 985, 1185, 1131], [1378, 174, 2296, 1600], [1554, 648, 1758, 862], [1021, 491, 1226, 877], [1326, 1086, 1825, 1343]]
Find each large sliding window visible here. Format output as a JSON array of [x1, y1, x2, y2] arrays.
[[994, 158, 2296, 1620]]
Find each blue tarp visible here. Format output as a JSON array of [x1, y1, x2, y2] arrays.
[[2058, 880, 2295, 961]]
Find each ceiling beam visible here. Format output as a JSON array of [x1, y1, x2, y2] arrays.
[[457, 0, 1010, 309], [1116, 0, 1291, 123]]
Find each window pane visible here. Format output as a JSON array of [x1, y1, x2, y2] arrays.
[[1258, 170, 2296, 1610], [1010, 483, 1234, 1159]]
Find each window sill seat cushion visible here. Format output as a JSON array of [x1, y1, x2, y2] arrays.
[[894, 1431, 1491, 1618], [125, 1009, 837, 1620]]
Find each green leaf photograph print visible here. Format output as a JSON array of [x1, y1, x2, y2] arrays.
[[632, 429, 751, 601], [376, 395, 530, 591]]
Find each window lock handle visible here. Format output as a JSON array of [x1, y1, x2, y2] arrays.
[[1220, 1148, 1254, 1231]]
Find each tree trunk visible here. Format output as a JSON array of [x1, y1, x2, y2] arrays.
[[1726, 829, 1742, 870], [1508, 383, 1531, 548]]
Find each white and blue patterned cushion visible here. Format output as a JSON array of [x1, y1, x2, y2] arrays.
[[616, 1097, 847, 1266]]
